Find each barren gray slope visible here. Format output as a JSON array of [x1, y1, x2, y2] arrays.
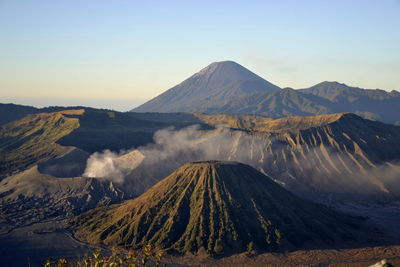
[[132, 61, 280, 112]]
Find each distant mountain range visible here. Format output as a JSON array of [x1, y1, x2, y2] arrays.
[[132, 61, 400, 125]]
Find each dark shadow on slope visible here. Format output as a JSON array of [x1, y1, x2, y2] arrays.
[[58, 111, 212, 153], [37, 149, 89, 178]]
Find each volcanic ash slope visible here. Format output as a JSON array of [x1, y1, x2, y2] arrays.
[[71, 161, 370, 255]]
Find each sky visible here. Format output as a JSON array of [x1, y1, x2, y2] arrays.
[[0, 0, 399, 111]]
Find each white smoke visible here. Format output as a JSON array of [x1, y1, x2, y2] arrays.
[[83, 150, 125, 183], [83, 124, 400, 201], [290, 147, 400, 200], [83, 125, 267, 183], [369, 259, 391, 267]]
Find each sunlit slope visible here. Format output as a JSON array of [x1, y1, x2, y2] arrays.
[[0, 103, 112, 126], [72, 161, 363, 255], [215, 113, 400, 197], [0, 103, 40, 126], [0, 110, 82, 176], [194, 112, 343, 131], [196, 113, 400, 162]]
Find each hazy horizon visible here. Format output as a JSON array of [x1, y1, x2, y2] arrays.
[[1, 0, 400, 111], [0, 96, 146, 112], [2, 59, 399, 111]]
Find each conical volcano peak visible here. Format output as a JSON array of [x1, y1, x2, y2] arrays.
[[208, 60, 239, 66], [200, 60, 240, 69], [162, 160, 238, 186], [167, 160, 265, 188], [132, 61, 280, 113], [72, 161, 365, 255], [189, 60, 275, 88], [171, 160, 273, 186], [196, 60, 253, 78]]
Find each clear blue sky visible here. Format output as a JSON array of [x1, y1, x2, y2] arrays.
[[1, 0, 399, 111]]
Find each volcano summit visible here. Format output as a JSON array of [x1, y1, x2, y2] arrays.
[[132, 61, 280, 113]]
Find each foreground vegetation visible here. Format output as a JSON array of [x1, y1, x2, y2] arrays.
[[44, 245, 166, 267]]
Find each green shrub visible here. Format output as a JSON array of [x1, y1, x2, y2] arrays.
[[44, 244, 166, 267]]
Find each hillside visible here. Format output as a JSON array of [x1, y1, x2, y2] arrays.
[[72, 161, 365, 255], [300, 81, 400, 101], [196, 88, 331, 117], [201, 113, 400, 198], [193, 112, 344, 132], [0, 110, 81, 176], [300, 81, 400, 124], [0, 103, 114, 126], [0, 166, 124, 231], [0, 103, 40, 126]]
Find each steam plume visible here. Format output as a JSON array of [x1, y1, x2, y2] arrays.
[[83, 125, 400, 200]]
